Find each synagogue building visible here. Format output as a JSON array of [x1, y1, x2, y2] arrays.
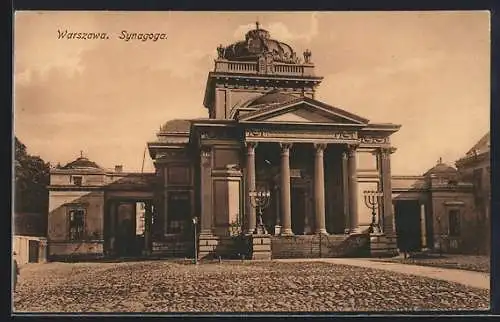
[[44, 24, 490, 261]]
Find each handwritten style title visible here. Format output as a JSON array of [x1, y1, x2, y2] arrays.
[[57, 30, 168, 42]]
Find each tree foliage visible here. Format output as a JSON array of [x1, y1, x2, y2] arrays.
[[14, 137, 50, 214]]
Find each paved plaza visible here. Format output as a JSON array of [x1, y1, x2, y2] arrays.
[[13, 260, 490, 313]]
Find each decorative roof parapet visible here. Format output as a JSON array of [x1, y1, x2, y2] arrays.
[[214, 22, 316, 77]]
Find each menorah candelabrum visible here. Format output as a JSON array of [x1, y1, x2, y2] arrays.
[[363, 190, 384, 234], [249, 187, 271, 235]]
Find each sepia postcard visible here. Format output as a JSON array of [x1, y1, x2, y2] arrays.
[[12, 10, 491, 315]]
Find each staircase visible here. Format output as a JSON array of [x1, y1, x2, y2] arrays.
[[271, 234, 370, 259]]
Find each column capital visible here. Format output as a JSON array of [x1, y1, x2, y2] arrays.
[[346, 143, 359, 156], [201, 146, 212, 165], [380, 146, 397, 157], [245, 141, 258, 150], [379, 146, 397, 154], [201, 145, 212, 156], [279, 142, 293, 154], [313, 143, 327, 152]]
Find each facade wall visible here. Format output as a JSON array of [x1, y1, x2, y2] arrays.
[[214, 87, 314, 120], [50, 172, 106, 186], [13, 235, 48, 265], [456, 154, 490, 254], [210, 144, 242, 236], [430, 191, 479, 254], [157, 151, 194, 237], [48, 190, 105, 258]]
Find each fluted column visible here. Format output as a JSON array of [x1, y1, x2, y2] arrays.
[[347, 144, 360, 233], [200, 146, 213, 235], [380, 147, 396, 234], [314, 143, 327, 234], [245, 142, 257, 235], [420, 203, 427, 249], [280, 143, 293, 235]]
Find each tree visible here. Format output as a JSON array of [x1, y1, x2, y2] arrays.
[[14, 137, 50, 214]]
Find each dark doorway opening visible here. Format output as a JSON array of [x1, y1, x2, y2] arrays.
[[28, 240, 39, 263], [115, 202, 139, 257], [291, 187, 306, 235], [394, 200, 422, 252]]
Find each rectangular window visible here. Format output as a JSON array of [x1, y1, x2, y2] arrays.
[[68, 208, 85, 240], [72, 176, 83, 186], [448, 209, 461, 237]]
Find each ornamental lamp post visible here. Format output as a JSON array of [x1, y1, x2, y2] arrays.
[[249, 186, 271, 235], [192, 217, 198, 264], [363, 190, 384, 234]]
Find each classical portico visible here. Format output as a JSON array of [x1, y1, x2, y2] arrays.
[[238, 122, 398, 236]]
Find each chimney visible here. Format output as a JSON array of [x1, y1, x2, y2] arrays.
[[115, 165, 123, 173]]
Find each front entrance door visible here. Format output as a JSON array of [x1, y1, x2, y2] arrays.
[[291, 187, 306, 234], [28, 240, 39, 263], [394, 200, 422, 252], [115, 202, 137, 257]]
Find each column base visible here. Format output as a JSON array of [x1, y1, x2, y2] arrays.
[[315, 229, 328, 235], [369, 225, 382, 234], [349, 227, 364, 235], [280, 228, 294, 236], [200, 229, 214, 237], [244, 228, 257, 236], [253, 225, 268, 235]]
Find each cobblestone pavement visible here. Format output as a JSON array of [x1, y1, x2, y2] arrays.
[[13, 260, 490, 313], [372, 255, 490, 273]]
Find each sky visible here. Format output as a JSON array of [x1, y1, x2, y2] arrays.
[[13, 11, 490, 175]]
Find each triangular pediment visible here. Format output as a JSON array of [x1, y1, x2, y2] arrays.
[[237, 97, 369, 125]]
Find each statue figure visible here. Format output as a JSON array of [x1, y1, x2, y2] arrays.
[[217, 44, 225, 59], [303, 49, 312, 63]]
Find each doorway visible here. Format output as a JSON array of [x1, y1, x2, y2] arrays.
[[28, 240, 39, 263], [115, 202, 138, 257], [291, 187, 306, 235], [394, 200, 422, 252]]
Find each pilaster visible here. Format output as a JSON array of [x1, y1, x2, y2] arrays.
[[380, 147, 396, 235], [347, 144, 360, 233], [200, 146, 213, 235]]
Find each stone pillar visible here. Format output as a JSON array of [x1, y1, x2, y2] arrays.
[[380, 147, 396, 234], [314, 143, 327, 234], [342, 151, 350, 234], [245, 142, 257, 235], [347, 144, 360, 233], [143, 201, 152, 255], [200, 146, 213, 235], [280, 143, 293, 236], [420, 202, 427, 250]]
